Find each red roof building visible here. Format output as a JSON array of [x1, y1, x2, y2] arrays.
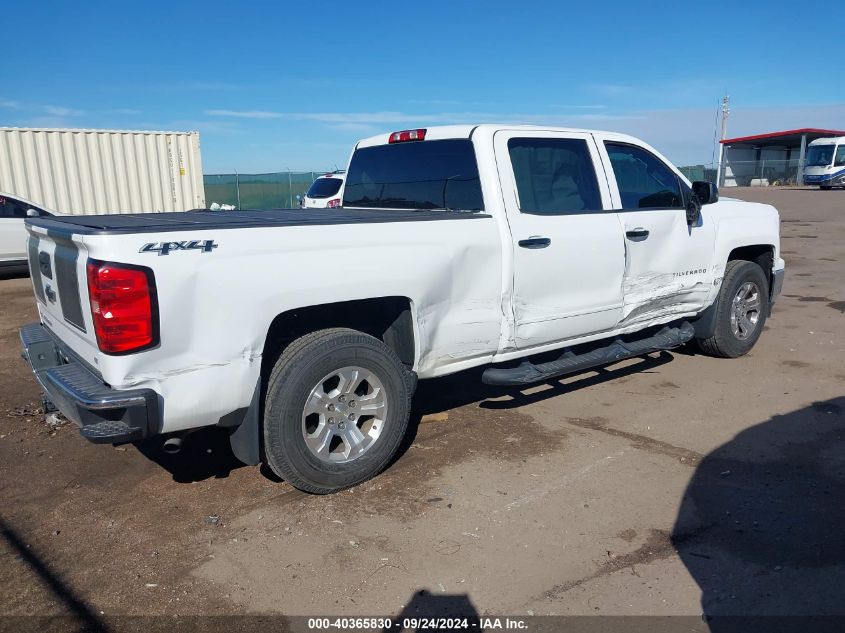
[[719, 128, 845, 186]]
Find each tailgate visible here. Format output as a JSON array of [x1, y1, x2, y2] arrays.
[[25, 223, 100, 366]]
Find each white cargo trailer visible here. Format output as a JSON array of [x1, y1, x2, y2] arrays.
[[0, 127, 205, 215]]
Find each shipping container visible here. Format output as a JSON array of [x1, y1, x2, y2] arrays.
[[0, 127, 205, 215]]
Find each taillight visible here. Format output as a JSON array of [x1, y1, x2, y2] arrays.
[[86, 260, 158, 354], [326, 198, 341, 208], [388, 129, 426, 143]]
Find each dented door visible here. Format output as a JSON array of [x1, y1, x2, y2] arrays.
[[494, 130, 626, 350], [597, 137, 716, 327]]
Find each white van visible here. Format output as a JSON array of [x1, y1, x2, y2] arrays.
[[803, 137, 845, 189]]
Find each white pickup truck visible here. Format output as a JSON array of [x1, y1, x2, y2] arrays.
[[20, 124, 784, 493]]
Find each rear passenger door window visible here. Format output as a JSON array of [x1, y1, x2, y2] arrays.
[[604, 143, 683, 210], [508, 138, 603, 214]]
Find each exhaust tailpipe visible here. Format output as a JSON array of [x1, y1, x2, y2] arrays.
[[162, 436, 183, 455]]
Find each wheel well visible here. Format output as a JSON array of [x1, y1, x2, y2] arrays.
[[261, 297, 416, 378], [728, 244, 774, 291]]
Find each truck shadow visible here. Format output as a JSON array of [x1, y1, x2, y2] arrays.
[[395, 351, 675, 467], [134, 351, 678, 484], [134, 426, 246, 483], [672, 396, 845, 627], [410, 350, 674, 416]]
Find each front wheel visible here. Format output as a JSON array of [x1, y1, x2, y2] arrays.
[[263, 328, 414, 494], [696, 260, 769, 358]]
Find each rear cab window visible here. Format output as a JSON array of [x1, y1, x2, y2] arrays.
[[306, 177, 343, 199], [342, 139, 484, 210], [604, 142, 684, 210]]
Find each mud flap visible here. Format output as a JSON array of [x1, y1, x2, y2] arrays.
[[229, 381, 261, 466], [690, 302, 718, 339]]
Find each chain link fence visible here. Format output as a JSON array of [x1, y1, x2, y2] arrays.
[[680, 160, 807, 187], [721, 159, 802, 187], [678, 164, 719, 184], [203, 171, 334, 209]]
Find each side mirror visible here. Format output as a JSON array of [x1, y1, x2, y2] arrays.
[[26, 208, 41, 217], [692, 181, 719, 205]]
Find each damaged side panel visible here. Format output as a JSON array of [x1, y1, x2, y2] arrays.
[[619, 271, 712, 328], [617, 206, 718, 328], [80, 215, 504, 432]]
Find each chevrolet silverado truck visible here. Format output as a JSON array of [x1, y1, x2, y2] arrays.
[[20, 125, 785, 493]]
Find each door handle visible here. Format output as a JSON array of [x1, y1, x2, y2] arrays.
[[625, 227, 650, 239], [518, 236, 551, 249]]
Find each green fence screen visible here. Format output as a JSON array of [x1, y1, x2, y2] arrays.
[[203, 171, 333, 209]]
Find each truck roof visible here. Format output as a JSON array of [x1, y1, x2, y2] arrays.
[[355, 124, 642, 148]]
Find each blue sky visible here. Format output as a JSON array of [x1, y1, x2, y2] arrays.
[[3, 0, 843, 173]]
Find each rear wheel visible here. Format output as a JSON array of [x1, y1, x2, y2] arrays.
[[263, 328, 414, 494], [696, 260, 769, 358]]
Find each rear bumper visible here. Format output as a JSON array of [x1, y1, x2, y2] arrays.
[[19, 322, 160, 444]]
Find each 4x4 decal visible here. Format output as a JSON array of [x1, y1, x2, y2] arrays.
[[139, 240, 218, 256]]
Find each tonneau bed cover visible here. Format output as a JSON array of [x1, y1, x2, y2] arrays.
[[27, 208, 488, 236]]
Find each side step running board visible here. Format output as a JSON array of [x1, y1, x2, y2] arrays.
[[482, 322, 695, 387]]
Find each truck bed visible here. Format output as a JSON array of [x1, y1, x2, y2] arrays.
[[27, 208, 489, 236]]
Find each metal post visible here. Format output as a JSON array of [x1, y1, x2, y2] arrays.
[[236, 171, 241, 210], [287, 169, 293, 208], [716, 95, 730, 188], [719, 146, 729, 188], [761, 159, 765, 186], [796, 134, 807, 187]]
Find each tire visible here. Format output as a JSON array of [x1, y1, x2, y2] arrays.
[[820, 185, 832, 190], [263, 328, 414, 494], [696, 260, 769, 358]]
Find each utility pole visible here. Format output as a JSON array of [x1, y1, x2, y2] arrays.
[[716, 95, 730, 187]]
